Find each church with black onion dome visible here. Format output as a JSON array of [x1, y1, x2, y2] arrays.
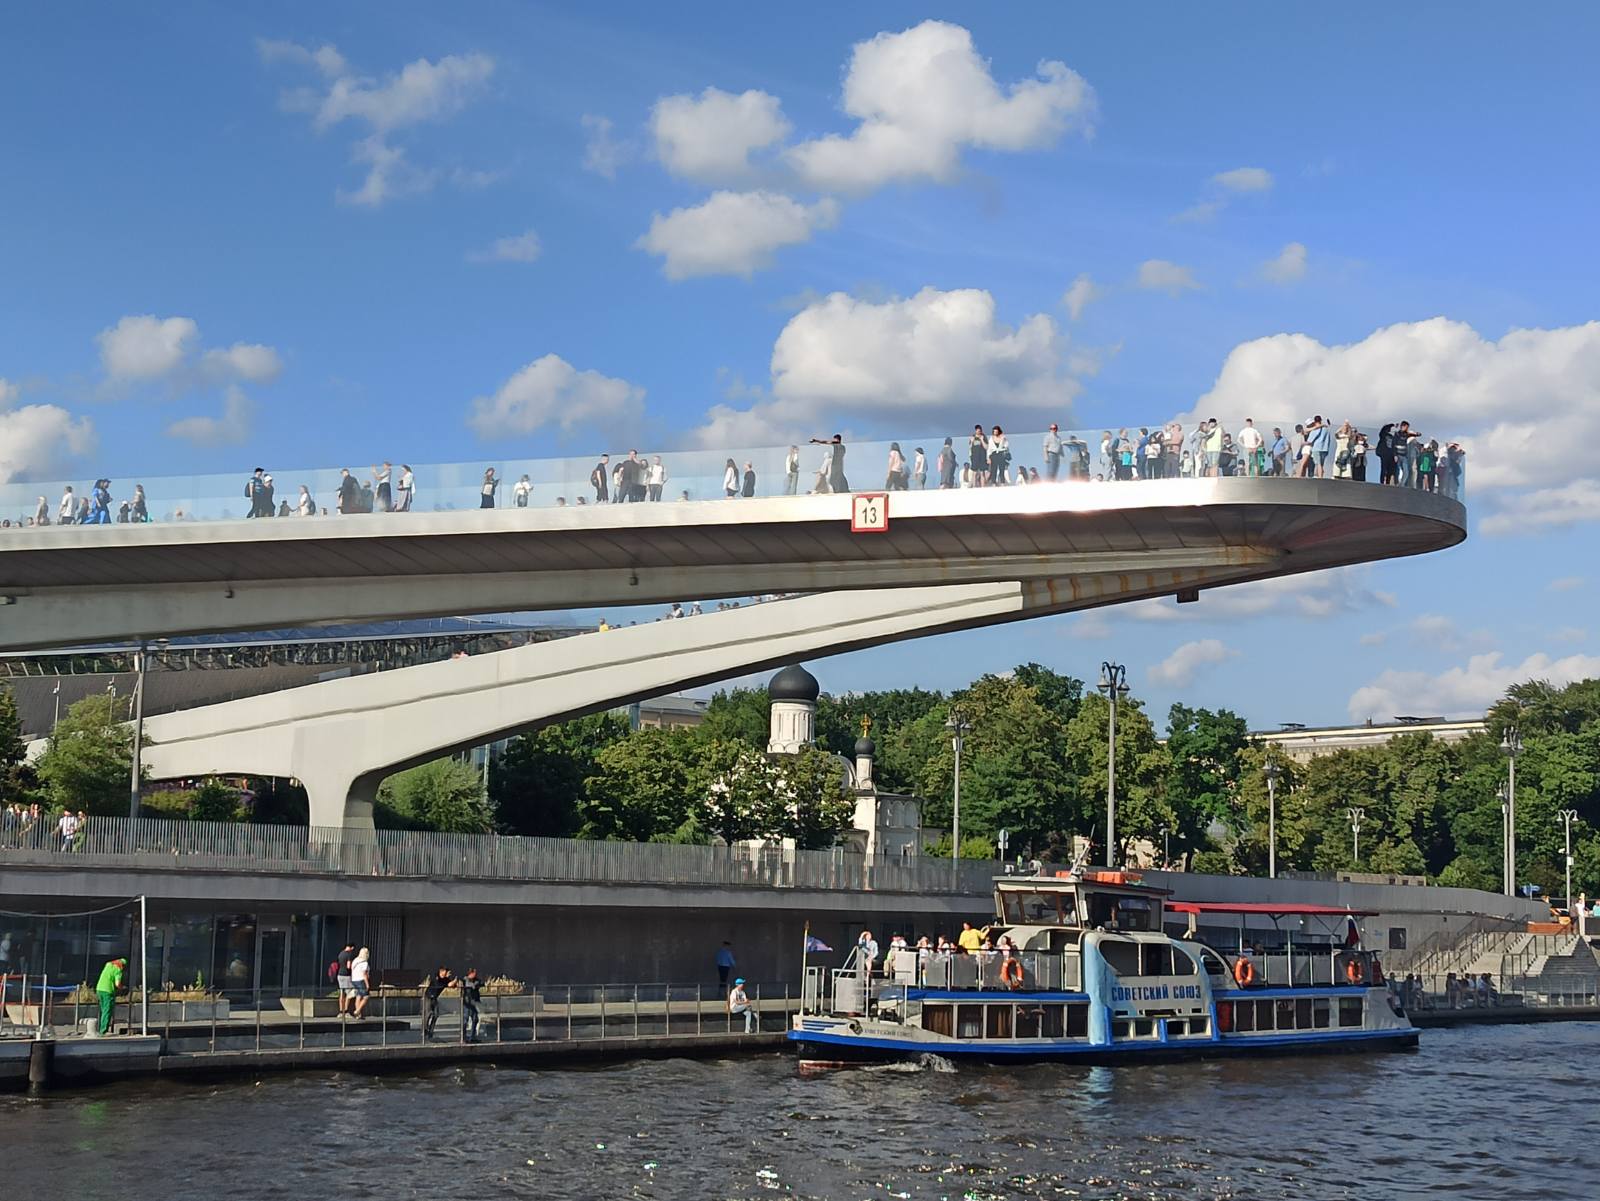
[[765, 664, 924, 860]]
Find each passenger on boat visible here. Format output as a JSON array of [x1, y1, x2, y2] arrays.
[[958, 922, 985, 952], [857, 930, 879, 976]]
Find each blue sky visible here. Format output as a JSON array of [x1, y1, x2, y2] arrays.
[[2, 3, 1598, 729]]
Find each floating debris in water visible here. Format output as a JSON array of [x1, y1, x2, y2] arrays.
[[755, 1166, 782, 1190], [643, 1161, 658, 1171]]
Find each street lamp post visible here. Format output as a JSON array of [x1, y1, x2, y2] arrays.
[[1097, 662, 1129, 867], [1263, 760, 1283, 880], [1501, 727, 1522, 898], [945, 709, 972, 889], [1159, 825, 1170, 869], [1559, 809, 1579, 915], [129, 638, 147, 820], [1346, 807, 1365, 867]]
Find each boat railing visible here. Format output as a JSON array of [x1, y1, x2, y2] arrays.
[[815, 950, 1084, 1015], [1220, 946, 1384, 989]]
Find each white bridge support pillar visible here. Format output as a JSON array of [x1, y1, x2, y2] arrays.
[[138, 567, 1249, 828]]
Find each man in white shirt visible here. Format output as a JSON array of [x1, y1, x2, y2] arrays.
[[1237, 419, 1264, 476], [784, 446, 800, 495], [58, 809, 81, 851], [647, 456, 667, 501]]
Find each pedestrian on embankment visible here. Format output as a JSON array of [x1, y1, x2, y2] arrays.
[[95, 957, 127, 1034], [716, 941, 736, 987]]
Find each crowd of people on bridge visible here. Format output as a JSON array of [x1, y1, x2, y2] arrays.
[[1, 414, 1463, 530]]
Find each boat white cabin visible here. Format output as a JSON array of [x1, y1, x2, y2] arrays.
[[792, 869, 1417, 1063]]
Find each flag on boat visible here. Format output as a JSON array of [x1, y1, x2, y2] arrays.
[[804, 935, 832, 952]]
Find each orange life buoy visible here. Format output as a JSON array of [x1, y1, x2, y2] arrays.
[[1345, 958, 1366, 985], [1000, 957, 1025, 989], [1233, 957, 1256, 987]]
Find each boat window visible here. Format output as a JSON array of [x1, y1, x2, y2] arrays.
[[1099, 939, 1140, 976], [923, 1004, 953, 1036], [1087, 892, 1118, 928], [1015, 1005, 1041, 1038], [1140, 943, 1173, 976], [1040, 1004, 1066, 1037], [1198, 949, 1230, 978], [1005, 891, 1065, 925], [957, 1005, 985, 1038], [1113, 1020, 1131, 1039], [1134, 1019, 1156, 1038], [1167, 1018, 1186, 1036], [1275, 999, 1296, 1030], [1234, 1001, 1255, 1032], [1189, 1016, 1210, 1037], [1065, 1003, 1087, 1038], [1117, 896, 1155, 932], [1312, 999, 1331, 1029], [1338, 997, 1363, 1028], [1171, 947, 1198, 976], [1294, 999, 1313, 1029], [986, 1005, 1013, 1039], [1255, 999, 1276, 1030]]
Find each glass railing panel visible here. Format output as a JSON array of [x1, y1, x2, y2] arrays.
[[0, 421, 1465, 530]]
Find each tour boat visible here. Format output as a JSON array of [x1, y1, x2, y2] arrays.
[[790, 869, 1418, 1064]]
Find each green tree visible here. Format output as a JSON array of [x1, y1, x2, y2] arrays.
[[772, 746, 854, 849], [34, 693, 144, 816], [581, 727, 705, 841], [1011, 663, 1085, 725], [492, 712, 630, 837], [695, 688, 772, 750], [1064, 691, 1171, 864], [0, 684, 37, 804], [376, 758, 494, 833], [701, 740, 782, 844], [191, 777, 243, 822]]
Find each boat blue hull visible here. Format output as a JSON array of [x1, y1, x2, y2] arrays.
[[791, 1025, 1419, 1066]]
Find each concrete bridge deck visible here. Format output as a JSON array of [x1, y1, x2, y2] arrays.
[[0, 478, 1466, 650]]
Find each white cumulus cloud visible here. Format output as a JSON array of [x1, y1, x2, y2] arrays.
[[199, 343, 283, 384], [1175, 166, 1275, 222], [1188, 318, 1600, 496], [264, 42, 494, 207], [637, 191, 839, 279], [770, 286, 1071, 414], [165, 385, 254, 448], [1136, 260, 1200, 296], [96, 316, 283, 391], [1260, 241, 1307, 284], [651, 88, 790, 181], [1479, 480, 1600, 535], [468, 230, 542, 264], [1213, 166, 1274, 193], [1148, 639, 1239, 687], [302, 52, 494, 134], [1062, 273, 1101, 320], [786, 20, 1094, 193], [1348, 649, 1600, 722], [97, 315, 198, 381], [581, 114, 630, 179], [256, 37, 347, 79], [0, 404, 95, 484], [468, 354, 644, 438]]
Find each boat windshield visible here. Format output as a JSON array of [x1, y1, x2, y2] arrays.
[[1001, 890, 1078, 926], [1086, 891, 1156, 931]]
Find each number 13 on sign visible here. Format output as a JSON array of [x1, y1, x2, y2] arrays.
[[851, 492, 889, 533]]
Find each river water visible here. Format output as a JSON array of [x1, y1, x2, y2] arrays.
[[6, 1023, 1593, 1200]]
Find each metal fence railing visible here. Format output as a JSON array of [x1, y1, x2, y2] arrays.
[[1, 981, 796, 1049], [1392, 971, 1600, 1012], [0, 815, 1005, 895]]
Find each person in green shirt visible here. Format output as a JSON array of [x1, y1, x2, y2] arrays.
[[95, 957, 127, 1034]]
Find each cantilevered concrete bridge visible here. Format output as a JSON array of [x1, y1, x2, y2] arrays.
[[53, 478, 1469, 828], [0, 478, 1462, 652]]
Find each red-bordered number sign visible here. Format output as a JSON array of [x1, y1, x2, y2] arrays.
[[851, 492, 890, 533]]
